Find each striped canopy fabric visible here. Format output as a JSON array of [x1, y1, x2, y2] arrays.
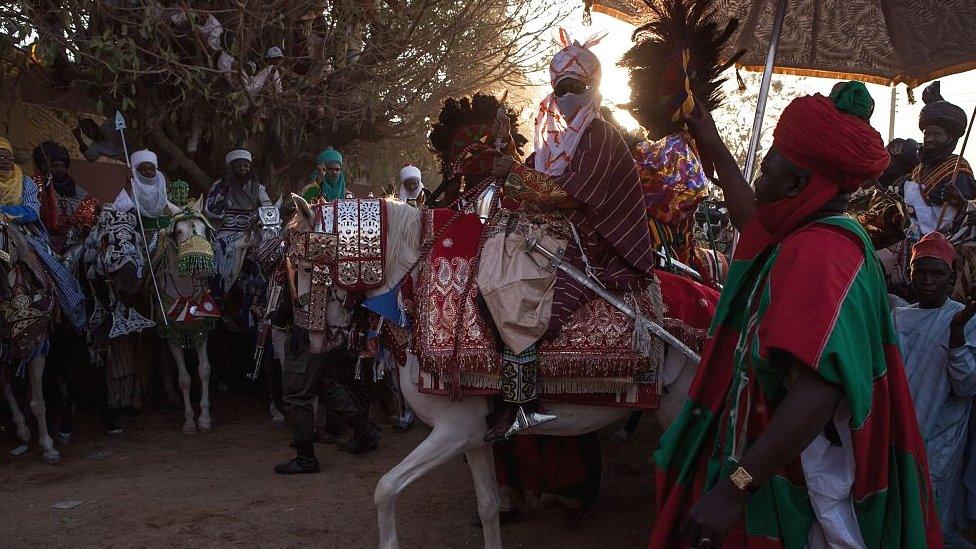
[[585, 0, 976, 87]]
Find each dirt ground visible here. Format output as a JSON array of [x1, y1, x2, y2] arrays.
[[1, 391, 660, 548]]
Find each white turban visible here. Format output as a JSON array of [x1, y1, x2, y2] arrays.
[[130, 149, 158, 169], [533, 29, 605, 176], [397, 165, 424, 201], [398, 165, 422, 184], [129, 149, 168, 217], [225, 149, 252, 165]]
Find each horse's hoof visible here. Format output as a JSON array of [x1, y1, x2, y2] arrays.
[[182, 422, 197, 435], [41, 450, 61, 465], [198, 422, 213, 433], [55, 431, 72, 446], [271, 417, 287, 428], [10, 444, 28, 456]]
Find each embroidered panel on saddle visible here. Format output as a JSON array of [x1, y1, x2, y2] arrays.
[[411, 208, 678, 409], [292, 198, 387, 292]]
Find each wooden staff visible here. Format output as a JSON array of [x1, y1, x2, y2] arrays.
[[935, 105, 976, 231]]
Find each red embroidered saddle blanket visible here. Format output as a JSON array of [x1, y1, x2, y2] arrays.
[[411, 209, 713, 409], [290, 198, 388, 292]]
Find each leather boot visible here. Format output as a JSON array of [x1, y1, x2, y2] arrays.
[[321, 382, 381, 455], [274, 442, 320, 475], [484, 401, 519, 442]]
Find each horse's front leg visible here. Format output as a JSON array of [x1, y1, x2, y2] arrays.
[[196, 339, 213, 432], [465, 443, 502, 549], [375, 425, 473, 549], [2, 380, 30, 446], [29, 356, 59, 464], [168, 341, 197, 434]]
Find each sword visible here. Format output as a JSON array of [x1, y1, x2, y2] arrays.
[[248, 273, 282, 381], [524, 235, 701, 364], [652, 249, 723, 290]]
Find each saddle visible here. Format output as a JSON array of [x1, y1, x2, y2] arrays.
[[410, 209, 682, 408]]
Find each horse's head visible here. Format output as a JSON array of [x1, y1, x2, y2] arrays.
[[284, 194, 350, 344], [168, 196, 215, 280], [85, 202, 144, 299]]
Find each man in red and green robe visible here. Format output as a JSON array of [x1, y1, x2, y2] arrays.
[[650, 84, 943, 548]]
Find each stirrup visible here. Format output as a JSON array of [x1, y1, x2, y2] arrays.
[[502, 406, 557, 440]]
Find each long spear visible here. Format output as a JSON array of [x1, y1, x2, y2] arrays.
[[115, 111, 169, 327]]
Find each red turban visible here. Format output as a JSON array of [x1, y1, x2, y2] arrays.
[[912, 231, 955, 267], [738, 94, 889, 257]]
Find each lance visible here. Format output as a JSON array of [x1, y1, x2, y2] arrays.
[[115, 111, 168, 327], [524, 235, 700, 364]]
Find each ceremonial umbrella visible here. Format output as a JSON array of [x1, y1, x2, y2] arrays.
[[584, 0, 976, 178]]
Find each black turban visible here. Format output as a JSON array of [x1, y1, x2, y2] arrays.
[[32, 140, 71, 170], [886, 138, 920, 166], [918, 81, 968, 139]]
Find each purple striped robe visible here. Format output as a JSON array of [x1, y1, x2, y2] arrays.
[[527, 117, 655, 331]]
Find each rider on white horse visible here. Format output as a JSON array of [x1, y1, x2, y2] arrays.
[[204, 147, 273, 301], [484, 32, 658, 442]]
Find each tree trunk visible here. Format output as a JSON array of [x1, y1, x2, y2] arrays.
[[147, 125, 213, 196]]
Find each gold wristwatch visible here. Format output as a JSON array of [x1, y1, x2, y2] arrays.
[[729, 466, 757, 493]]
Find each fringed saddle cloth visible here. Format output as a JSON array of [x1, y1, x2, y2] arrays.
[[287, 198, 387, 331], [412, 209, 700, 410]]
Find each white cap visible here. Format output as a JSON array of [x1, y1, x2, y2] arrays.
[[130, 149, 158, 169], [398, 165, 422, 184], [225, 149, 252, 165], [266, 46, 284, 59]]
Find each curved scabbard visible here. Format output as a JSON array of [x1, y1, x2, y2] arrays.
[[524, 235, 701, 364]]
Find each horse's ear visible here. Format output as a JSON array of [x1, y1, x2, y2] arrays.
[[291, 193, 313, 224], [193, 195, 204, 213], [275, 195, 283, 208]]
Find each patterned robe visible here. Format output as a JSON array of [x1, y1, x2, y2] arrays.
[[515, 117, 656, 330], [651, 216, 942, 548]]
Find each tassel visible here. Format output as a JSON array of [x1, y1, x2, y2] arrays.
[[177, 253, 215, 277]]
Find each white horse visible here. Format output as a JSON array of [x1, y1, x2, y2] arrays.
[[87, 196, 217, 434], [0, 221, 60, 464], [160, 197, 217, 434], [289, 196, 700, 548]]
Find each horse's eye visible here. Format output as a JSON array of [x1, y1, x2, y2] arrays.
[[303, 267, 312, 273]]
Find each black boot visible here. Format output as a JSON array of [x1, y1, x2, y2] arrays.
[[104, 407, 124, 437], [321, 382, 381, 455], [274, 443, 320, 475], [342, 421, 381, 455]]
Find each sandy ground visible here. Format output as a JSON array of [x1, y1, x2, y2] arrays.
[[1, 392, 659, 548]]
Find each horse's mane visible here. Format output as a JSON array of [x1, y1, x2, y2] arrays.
[[375, 199, 422, 297]]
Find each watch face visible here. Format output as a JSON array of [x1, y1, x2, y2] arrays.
[[730, 467, 754, 491]]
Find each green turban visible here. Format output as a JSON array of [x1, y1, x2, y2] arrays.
[[310, 148, 346, 201], [829, 81, 875, 121]]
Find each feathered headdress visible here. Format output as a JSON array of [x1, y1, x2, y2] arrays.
[[619, 0, 745, 140], [428, 93, 528, 179]]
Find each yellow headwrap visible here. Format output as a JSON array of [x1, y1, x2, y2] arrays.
[[0, 137, 24, 206]]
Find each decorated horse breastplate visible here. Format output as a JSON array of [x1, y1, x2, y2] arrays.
[[221, 208, 254, 233], [291, 199, 387, 292]]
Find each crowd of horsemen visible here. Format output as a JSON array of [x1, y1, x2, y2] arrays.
[[4, 30, 976, 547]]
